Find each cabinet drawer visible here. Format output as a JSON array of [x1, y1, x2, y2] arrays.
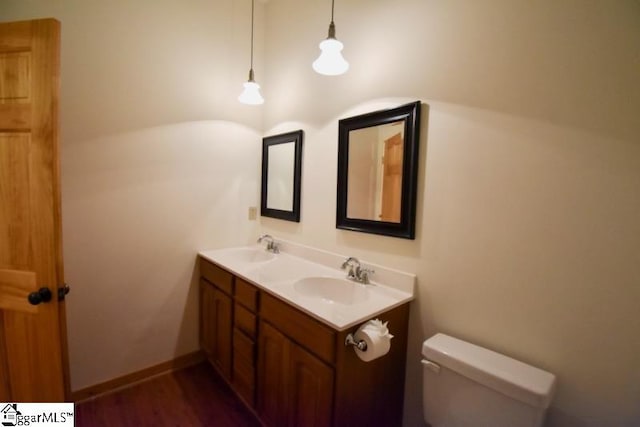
[[235, 303, 257, 338], [233, 329, 256, 385], [235, 278, 259, 311], [233, 329, 256, 406], [261, 293, 336, 365], [200, 258, 233, 295]]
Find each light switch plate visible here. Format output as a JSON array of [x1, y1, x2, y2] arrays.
[[248, 206, 257, 220]]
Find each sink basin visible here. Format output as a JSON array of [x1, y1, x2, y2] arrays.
[[293, 277, 369, 305], [218, 247, 276, 264]]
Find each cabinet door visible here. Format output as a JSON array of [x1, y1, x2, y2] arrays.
[[200, 279, 216, 356], [200, 279, 233, 381], [257, 321, 290, 427], [257, 321, 335, 427], [289, 343, 334, 427], [212, 289, 233, 380]]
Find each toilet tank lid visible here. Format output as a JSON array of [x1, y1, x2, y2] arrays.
[[422, 333, 556, 409]]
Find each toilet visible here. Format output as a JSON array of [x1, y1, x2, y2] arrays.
[[422, 333, 556, 427]]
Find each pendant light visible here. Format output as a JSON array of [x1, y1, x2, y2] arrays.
[[312, 0, 349, 76], [238, 0, 264, 105]]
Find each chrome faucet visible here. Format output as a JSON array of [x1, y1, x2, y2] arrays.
[[341, 257, 374, 284], [257, 234, 280, 253]]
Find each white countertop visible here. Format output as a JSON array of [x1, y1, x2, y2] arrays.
[[198, 242, 415, 331]]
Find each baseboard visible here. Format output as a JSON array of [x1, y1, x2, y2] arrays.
[[71, 350, 206, 403]]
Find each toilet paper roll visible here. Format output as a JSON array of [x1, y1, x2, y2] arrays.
[[353, 324, 392, 362]]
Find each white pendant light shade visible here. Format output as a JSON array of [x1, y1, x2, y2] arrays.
[[238, 70, 264, 105], [238, 80, 264, 105], [313, 1, 348, 76], [313, 37, 349, 76]]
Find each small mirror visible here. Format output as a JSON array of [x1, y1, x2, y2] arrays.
[[261, 130, 303, 222], [337, 102, 421, 239]]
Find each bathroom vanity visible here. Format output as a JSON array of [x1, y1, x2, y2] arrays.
[[198, 242, 414, 427]]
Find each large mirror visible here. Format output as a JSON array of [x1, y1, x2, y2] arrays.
[[261, 130, 303, 222], [337, 101, 421, 239]]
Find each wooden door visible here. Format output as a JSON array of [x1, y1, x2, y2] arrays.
[[288, 343, 334, 427], [0, 19, 68, 401], [380, 133, 403, 222]]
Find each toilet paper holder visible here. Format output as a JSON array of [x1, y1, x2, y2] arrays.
[[345, 333, 368, 351]]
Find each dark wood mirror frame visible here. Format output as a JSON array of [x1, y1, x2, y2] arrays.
[[336, 101, 421, 239], [261, 130, 303, 222]]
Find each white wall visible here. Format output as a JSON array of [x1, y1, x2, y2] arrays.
[[261, 1, 640, 426], [0, 0, 265, 390], [2, 1, 639, 425]]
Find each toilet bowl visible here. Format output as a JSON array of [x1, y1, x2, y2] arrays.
[[422, 333, 556, 427]]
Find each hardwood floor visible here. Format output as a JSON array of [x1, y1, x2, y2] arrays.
[[75, 362, 261, 427]]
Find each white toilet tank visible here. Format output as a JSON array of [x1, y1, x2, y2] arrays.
[[422, 333, 556, 427]]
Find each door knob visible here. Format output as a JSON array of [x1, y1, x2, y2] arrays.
[[28, 287, 53, 305], [58, 283, 70, 301]]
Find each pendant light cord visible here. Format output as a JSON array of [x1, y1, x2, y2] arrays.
[[250, 0, 255, 71], [331, 0, 335, 24]]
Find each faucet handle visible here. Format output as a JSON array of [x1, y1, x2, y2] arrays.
[[257, 234, 272, 243], [341, 256, 359, 269], [268, 241, 280, 254], [358, 268, 375, 284]]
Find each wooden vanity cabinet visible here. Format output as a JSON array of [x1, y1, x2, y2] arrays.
[[199, 257, 410, 427]]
